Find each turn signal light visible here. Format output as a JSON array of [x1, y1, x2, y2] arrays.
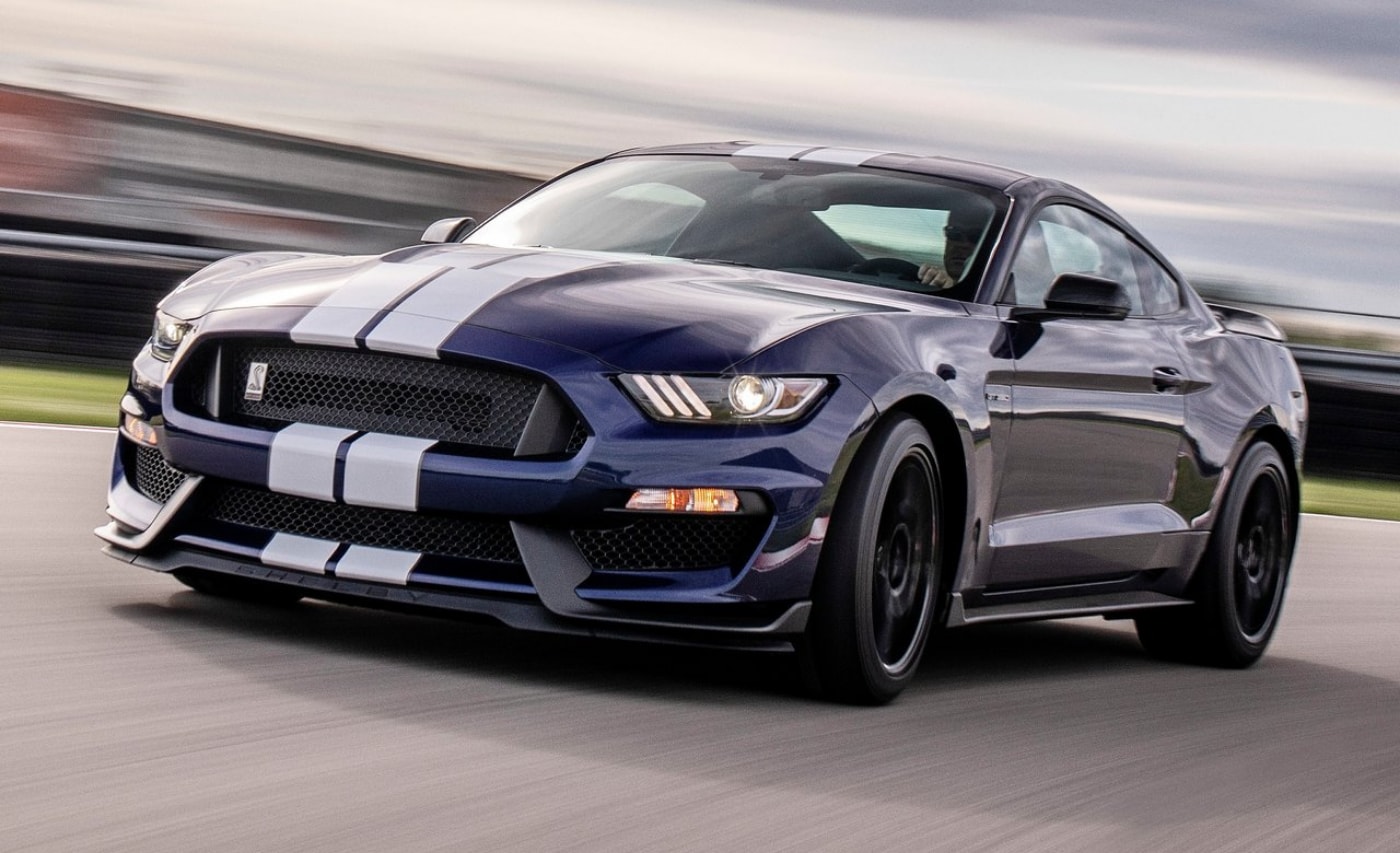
[[122, 413, 160, 447], [626, 488, 741, 513]]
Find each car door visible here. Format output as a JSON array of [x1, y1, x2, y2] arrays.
[[986, 204, 1190, 588]]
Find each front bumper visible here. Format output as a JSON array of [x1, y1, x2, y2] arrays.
[[99, 324, 873, 644], [97, 536, 813, 650]]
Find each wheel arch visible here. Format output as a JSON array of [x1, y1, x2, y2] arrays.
[[1190, 416, 1302, 586], [1138, 423, 1298, 667], [801, 402, 959, 702]]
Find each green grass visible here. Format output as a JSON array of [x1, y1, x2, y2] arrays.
[[0, 362, 125, 427], [1303, 476, 1400, 522], [4, 361, 1397, 520]]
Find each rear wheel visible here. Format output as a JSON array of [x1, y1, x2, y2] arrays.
[[1136, 442, 1294, 666], [801, 415, 943, 704], [173, 569, 304, 606]]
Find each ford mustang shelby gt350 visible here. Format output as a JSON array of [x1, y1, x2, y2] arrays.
[[97, 142, 1306, 703]]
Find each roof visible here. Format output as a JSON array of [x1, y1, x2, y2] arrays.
[[608, 141, 1037, 192]]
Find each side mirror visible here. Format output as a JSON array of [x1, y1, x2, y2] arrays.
[[420, 216, 478, 244], [1011, 273, 1130, 322]]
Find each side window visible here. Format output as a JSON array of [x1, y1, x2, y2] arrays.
[[1007, 221, 1056, 308], [1042, 220, 1102, 277], [1130, 243, 1183, 316], [1005, 205, 1145, 315]]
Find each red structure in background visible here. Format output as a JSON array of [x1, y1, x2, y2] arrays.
[[0, 88, 104, 194]]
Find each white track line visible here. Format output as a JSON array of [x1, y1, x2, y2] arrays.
[[1, 421, 114, 434]]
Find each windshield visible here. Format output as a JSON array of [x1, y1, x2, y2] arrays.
[[467, 155, 1007, 298]]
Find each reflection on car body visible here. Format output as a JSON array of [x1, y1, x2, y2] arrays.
[[97, 142, 1307, 703]]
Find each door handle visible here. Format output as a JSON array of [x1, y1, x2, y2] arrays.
[[1153, 367, 1186, 392]]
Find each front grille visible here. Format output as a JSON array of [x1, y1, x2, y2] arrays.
[[206, 482, 523, 565], [571, 517, 768, 571], [221, 343, 557, 452], [134, 445, 188, 504]]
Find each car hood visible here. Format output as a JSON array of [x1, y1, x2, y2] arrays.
[[161, 244, 930, 370]]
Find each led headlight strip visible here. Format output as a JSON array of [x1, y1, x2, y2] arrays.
[[629, 375, 712, 419]]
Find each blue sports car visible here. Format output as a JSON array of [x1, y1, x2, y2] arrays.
[[98, 142, 1307, 703]]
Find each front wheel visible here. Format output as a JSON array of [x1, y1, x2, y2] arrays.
[[801, 415, 944, 704], [1136, 442, 1295, 667]]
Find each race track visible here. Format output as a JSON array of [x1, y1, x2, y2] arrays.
[[3, 423, 1398, 851]]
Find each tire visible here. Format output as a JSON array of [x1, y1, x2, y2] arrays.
[[1135, 442, 1294, 667], [801, 415, 944, 704], [173, 569, 304, 606]]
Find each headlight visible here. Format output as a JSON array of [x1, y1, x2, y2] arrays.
[[151, 311, 193, 361], [619, 374, 829, 424]]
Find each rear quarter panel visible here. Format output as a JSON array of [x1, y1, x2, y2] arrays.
[[1173, 320, 1307, 530]]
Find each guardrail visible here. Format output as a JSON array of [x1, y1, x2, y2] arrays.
[[1290, 345, 1400, 479], [0, 231, 217, 363]]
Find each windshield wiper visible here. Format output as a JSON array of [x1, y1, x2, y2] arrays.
[[682, 257, 758, 268]]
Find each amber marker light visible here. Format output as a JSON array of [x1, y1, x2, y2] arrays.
[[626, 487, 742, 513], [122, 413, 160, 447]]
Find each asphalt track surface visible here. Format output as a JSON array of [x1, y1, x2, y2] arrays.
[[3, 422, 1398, 851]]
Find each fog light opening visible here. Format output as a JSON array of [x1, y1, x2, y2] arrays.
[[626, 487, 741, 513]]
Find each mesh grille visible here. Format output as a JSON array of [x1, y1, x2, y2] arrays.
[[226, 343, 546, 450], [207, 483, 523, 565], [134, 445, 189, 504], [565, 420, 590, 455], [571, 517, 768, 571]]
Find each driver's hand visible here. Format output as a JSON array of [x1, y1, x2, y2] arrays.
[[918, 264, 956, 289]]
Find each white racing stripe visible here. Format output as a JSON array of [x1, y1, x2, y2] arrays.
[[343, 433, 437, 510], [333, 545, 420, 585], [732, 144, 814, 160], [798, 147, 886, 166], [291, 262, 449, 348], [261, 532, 338, 573], [365, 266, 524, 358], [365, 251, 607, 358], [267, 423, 357, 501], [487, 251, 609, 280]]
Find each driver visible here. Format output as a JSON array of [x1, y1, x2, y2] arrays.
[[918, 209, 983, 290]]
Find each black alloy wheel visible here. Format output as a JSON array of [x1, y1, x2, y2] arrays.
[[802, 415, 943, 704], [1233, 465, 1288, 642], [1136, 442, 1294, 667]]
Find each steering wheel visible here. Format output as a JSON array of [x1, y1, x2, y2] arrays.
[[848, 257, 920, 281]]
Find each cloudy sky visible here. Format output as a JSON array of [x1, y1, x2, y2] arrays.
[[3, 0, 1398, 316]]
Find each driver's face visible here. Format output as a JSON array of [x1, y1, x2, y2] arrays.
[[942, 222, 979, 277]]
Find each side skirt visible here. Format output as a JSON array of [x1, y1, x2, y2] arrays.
[[946, 589, 1192, 627]]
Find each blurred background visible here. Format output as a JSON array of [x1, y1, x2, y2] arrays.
[[1, 0, 1397, 475]]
